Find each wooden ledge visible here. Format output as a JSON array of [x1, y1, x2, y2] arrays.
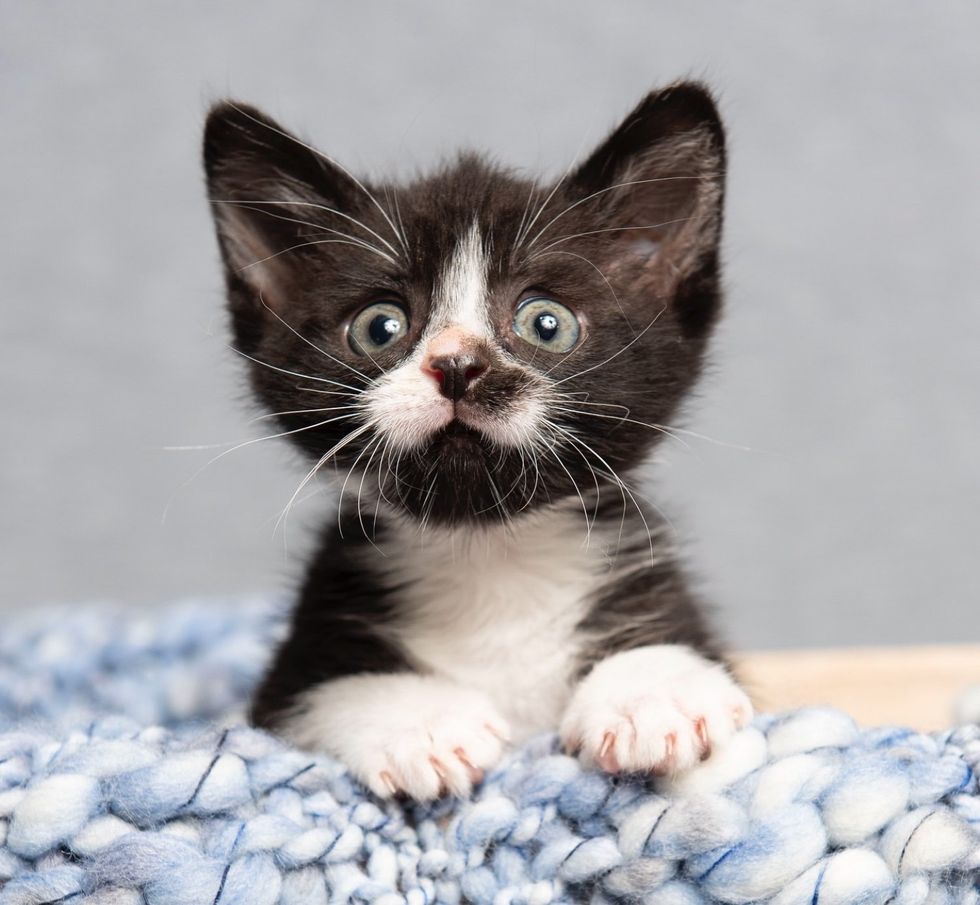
[[736, 645, 980, 732]]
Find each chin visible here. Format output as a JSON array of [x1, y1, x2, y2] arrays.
[[432, 419, 487, 449], [377, 422, 538, 525]]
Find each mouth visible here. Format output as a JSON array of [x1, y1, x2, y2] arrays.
[[429, 418, 487, 454]]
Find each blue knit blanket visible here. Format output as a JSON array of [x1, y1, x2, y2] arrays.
[[0, 599, 977, 904]]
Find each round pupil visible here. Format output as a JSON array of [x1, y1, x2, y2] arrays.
[[534, 312, 559, 341], [368, 314, 401, 346]]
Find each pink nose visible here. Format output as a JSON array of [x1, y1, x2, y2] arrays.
[[422, 351, 489, 402]]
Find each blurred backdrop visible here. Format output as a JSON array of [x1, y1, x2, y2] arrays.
[[1, 1, 977, 649]]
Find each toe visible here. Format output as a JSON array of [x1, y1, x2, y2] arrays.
[[388, 745, 444, 801], [370, 770, 400, 799]]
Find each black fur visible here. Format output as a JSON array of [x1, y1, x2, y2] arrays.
[[250, 516, 409, 728], [576, 500, 724, 673], [203, 83, 730, 728]]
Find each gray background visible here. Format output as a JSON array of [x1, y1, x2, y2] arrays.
[[1, 1, 977, 650]]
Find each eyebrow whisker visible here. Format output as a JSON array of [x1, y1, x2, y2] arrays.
[[210, 197, 401, 258]]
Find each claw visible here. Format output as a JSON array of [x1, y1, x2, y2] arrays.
[[694, 717, 712, 761], [598, 731, 615, 759], [597, 731, 619, 773], [379, 770, 398, 797], [454, 747, 484, 784], [484, 722, 510, 743], [429, 756, 449, 780], [652, 732, 677, 776]]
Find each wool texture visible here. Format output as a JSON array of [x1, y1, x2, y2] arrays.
[[0, 598, 978, 904]]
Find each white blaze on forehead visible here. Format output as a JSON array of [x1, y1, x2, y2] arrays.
[[428, 222, 491, 337], [362, 220, 547, 453], [361, 225, 491, 454]]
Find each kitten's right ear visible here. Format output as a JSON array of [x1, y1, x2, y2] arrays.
[[203, 102, 354, 349]]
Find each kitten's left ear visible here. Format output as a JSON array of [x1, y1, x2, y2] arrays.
[[569, 82, 726, 334]]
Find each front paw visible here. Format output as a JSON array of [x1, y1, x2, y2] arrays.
[[281, 673, 509, 801], [560, 646, 752, 776]]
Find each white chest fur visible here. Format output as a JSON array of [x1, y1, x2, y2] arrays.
[[373, 507, 612, 741], [287, 506, 752, 803]]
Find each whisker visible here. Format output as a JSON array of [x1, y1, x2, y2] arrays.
[[535, 331, 593, 379], [389, 446, 410, 512], [513, 134, 591, 255], [539, 430, 594, 546], [210, 197, 401, 258], [372, 434, 396, 536], [260, 298, 373, 383], [534, 217, 693, 254], [247, 404, 362, 424], [552, 406, 691, 450], [556, 393, 761, 452], [482, 465, 509, 522], [522, 176, 701, 252], [216, 201, 396, 262], [551, 305, 667, 386], [355, 434, 387, 545], [547, 423, 602, 526], [531, 249, 635, 334], [163, 411, 362, 527], [385, 185, 411, 261], [543, 419, 628, 548], [164, 411, 358, 455], [336, 433, 384, 548], [554, 395, 628, 411], [550, 421, 667, 562], [229, 347, 364, 394], [294, 385, 358, 398], [418, 470, 440, 535], [523, 439, 545, 511], [238, 237, 396, 272], [191, 412, 359, 475], [570, 445, 650, 557], [163, 441, 240, 452], [512, 181, 540, 262], [273, 420, 377, 543], [272, 482, 325, 520], [650, 427, 760, 452], [473, 447, 535, 516]]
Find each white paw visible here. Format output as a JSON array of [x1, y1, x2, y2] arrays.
[[560, 645, 752, 776], [281, 673, 510, 801]]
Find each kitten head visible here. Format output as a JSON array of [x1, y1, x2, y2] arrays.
[[203, 83, 726, 525]]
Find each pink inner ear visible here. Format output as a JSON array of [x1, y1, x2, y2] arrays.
[[221, 208, 289, 309], [625, 237, 661, 260]]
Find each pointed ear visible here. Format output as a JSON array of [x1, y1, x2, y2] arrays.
[[203, 101, 356, 345], [569, 82, 726, 326]]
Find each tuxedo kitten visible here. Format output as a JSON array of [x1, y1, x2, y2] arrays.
[[203, 82, 752, 801]]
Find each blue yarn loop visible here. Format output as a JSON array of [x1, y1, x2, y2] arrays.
[[0, 599, 978, 904]]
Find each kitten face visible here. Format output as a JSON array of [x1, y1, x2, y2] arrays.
[[204, 84, 726, 524]]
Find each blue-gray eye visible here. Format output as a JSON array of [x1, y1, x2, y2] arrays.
[[349, 301, 409, 355], [513, 297, 581, 353]]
